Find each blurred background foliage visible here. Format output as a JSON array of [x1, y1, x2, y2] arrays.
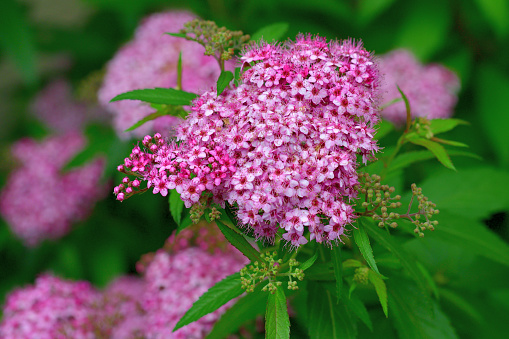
[[0, 0, 508, 338]]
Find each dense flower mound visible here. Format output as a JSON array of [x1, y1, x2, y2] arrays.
[[379, 49, 460, 125], [116, 35, 380, 247], [92, 276, 146, 339], [142, 233, 246, 338], [98, 11, 225, 138], [0, 275, 98, 339], [31, 79, 106, 133], [0, 133, 105, 246]]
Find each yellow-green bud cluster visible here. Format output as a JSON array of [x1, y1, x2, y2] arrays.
[[407, 183, 439, 237], [353, 267, 370, 285], [413, 117, 434, 139], [240, 252, 304, 294], [178, 19, 250, 63]]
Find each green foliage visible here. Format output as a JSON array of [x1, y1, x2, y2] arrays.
[[353, 219, 380, 274], [169, 190, 184, 227], [110, 88, 198, 105], [251, 22, 289, 42], [216, 219, 264, 263], [217, 70, 234, 96], [174, 272, 245, 331], [265, 286, 290, 339]]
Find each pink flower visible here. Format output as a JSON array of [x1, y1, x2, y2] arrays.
[[379, 49, 460, 125]]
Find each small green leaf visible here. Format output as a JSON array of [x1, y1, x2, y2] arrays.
[[368, 270, 388, 317], [389, 149, 481, 172], [429, 118, 469, 135], [363, 218, 430, 294], [110, 88, 198, 106], [407, 137, 456, 170], [251, 22, 289, 42], [265, 286, 290, 339], [217, 71, 234, 96], [331, 246, 343, 303], [174, 272, 244, 331], [234, 67, 242, 86], [124, 111, 168, 132], [177, 214, 193, 233], [165, 32, 188, 39], [397, 85, 412, 131], [207, 285, 267, 339], [216, 220, 264, 263], [416, 262, 439, 299], [300, 250, 319, 271], [169, 190, 184, 226], [342, 259, 364, 269], [431, 137, 468, 148], [177, 51, 183, 90], [353, 220, 380, 274]]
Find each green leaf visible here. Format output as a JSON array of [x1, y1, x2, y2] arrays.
[[389, 149, 481, 172], [407, 137, 456, 170], [331, 246, 343, 303], [397, 85, 412, 130], [368, 270, 388, 317], [124, 111, 168, 132], [429, 118, 469, 135], [395, 0, 450, 60], [177, 214, 193, 233], [110, 88, 198, 106], [265, 286, 290, 339], [341, 288, 373, 331], [307, 282, 357, 339], [234, 67, 242, 86], [375, 120, 394, 140], [363, 218, 430, 294], [169, 190, 184, 226], [431, 137, 468, 148], [357, 0, 396, 25], [419, 167, 509, 219], [166, 32, 188, 39], [0, 0, 38, 85], [174, 272, 244, 331], [251, 22, 289, 42], [342, 259, 364, 269], [388, 279, 457, 339], [216, 220, 264, 263], [477, 64, 509, 167], [177, 51, 183, 90], [207, 286, 267, 339], [353, 220, 380, 274], [431, 212, 509, 267], [300, 250, 318, 271], [217, 71, 234, 96], [439, 287, 483, 323]]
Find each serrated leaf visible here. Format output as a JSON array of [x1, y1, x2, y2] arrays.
[[353, 220, 379, 274], [341, 290, 373, 331], [0, 0, 38, 85], [300, 250, 318, 271], [124, 111, 168, 132], [251, 22, 289, 42], [363, 218, 430, 294], [407, 137, 456, 170], [207, 286, 267, 339], [266, 286, 290, 339], [307, 282, 357, 339], [216, 220, 264, 263], [368, 270, 388, 317], [169, 190, 184, 226], [389, 149, 481, 172], [110, 88, 198, 106], [217, 71, 234, 96], [174, 272, 244, 331], [429, 118, 469, 135], [418, 167, 509, 220], [331, 246, 343, 303]]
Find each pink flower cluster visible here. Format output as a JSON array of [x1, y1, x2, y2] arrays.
[[1, 225, 245, 339], [98, 11, 225, 138], [0, 275, 98, 339], [115, 35, 380, 247], [31, 79, 105, 133], [379, 49, 460, 125], [0, 133, 105, 246]]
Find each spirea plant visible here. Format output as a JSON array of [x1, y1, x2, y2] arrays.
[[104, 18, 483, 338]]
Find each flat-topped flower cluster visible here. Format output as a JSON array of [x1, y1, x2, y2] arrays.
[[115, 34, 381, 247]]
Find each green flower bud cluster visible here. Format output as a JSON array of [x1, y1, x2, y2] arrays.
[[356, 173, 402, 228], [406, 183, 439, 237], [413, 117, 434, 139], [190, 198, 207, 224], [240, 252, 304, 294], [353, 267, 370, 285], [178, 19, 250, 68]]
